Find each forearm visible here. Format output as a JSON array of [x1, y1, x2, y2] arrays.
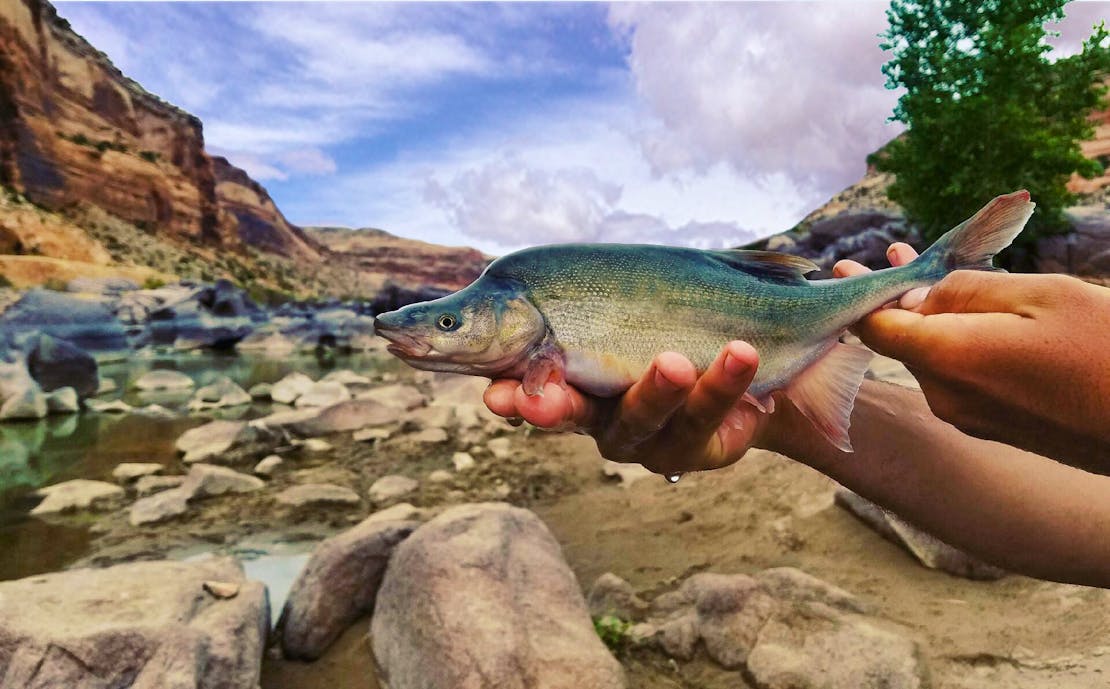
[[762, 380, 1110, 587]]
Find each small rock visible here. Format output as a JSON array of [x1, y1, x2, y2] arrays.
[[129, 487, 189, 525], [405, 405, 454, 430], [290, 399, 394, 436], [755, 567, 868, 614], [136, 403, 176, 418], [182, 463, 265, 499], [96, 378, 118, 395], [135, 474, 186, 496], [85, 398, 132, 414], [294, 381, 352, 408], [451, 451, 476, 472], [203, 580, 241, 599], [111, 462, 164, 483], [175, 419, 255, 463], [31, 479, 125, 515], [321, 369, 372, 386], [133, 369, 195, 391], [411, 427, 448, 444], [271, 372, 315, 404], [276, 483, 361, 508], [365, 502, 424, 524], [45, 387, 79, 414], [658, 614, 699, 660], [686, 573, 778, 669], [353, 427, 392, 442], [357, 383, 426, 411], [0, 373, 47, 420], [588, 572, 650, 621], [189, 376, 251, 410], [487, 436, 512, 459], [301, 438, 332, 453], [253, 455, 284, 476], [368, 475, 418, 504], [248, 382, 273, 399], [428, 469, 453, 484], [601, 459, 654, 486]]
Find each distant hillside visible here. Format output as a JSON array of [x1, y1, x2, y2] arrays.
[[308, 227, 489, 291]]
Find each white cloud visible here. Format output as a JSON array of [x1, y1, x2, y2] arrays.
[[608, 2, 903, 194], [277, 148, 338, 176]]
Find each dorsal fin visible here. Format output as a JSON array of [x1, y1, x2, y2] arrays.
[[708, 250, 818, 283]]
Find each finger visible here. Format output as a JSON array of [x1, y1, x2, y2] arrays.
[[484, 379, 522, 418], [886, 243, 918, 267], [604, 352, 697, 445], [833, 259, 869, 278], [676, 341, 759, 439], [512, 381, 600, 431], [916, 270, 1027, 316]]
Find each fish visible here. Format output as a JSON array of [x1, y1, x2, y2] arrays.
[[374, 191, 1034, 452]]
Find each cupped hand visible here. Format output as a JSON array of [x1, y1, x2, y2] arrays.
[[835, 244, 1110, 472], [483, 341, 772, 476]]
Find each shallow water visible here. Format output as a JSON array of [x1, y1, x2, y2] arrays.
[[0, 348, 400, 581]]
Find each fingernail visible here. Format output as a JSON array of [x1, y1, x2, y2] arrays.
[[724, 352, 748, 376], [900, 287, 930, 310], [654, 368, 678, 392]]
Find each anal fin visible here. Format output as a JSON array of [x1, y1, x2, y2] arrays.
[[785, 343, 873, 453]]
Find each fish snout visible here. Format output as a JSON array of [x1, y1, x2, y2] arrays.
[[374, 311, 432, 358]]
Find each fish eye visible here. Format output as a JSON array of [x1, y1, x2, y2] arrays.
[[436, 313, 459, 331]]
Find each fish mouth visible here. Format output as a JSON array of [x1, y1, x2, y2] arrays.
[[374, 322, 433, 359]]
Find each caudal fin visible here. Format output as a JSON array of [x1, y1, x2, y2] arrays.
[[920, 190, 1036, 273]]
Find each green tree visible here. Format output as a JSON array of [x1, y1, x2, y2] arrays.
[[874, 1, 1110, 257]]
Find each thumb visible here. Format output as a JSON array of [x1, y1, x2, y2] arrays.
[[853, 308, 937, 366]]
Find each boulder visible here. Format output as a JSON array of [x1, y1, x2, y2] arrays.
[[85, 398, 133, 413], [368, 475, 418, 504], [754, 567, 868, 614], [111, 462, 164, 483], [321, 369, 372, 386], [746, 605, 924, 689], [290, 399, 396, 436], [129, 486, 190, 526], [133, 369, 195, 391], [294, 380, 351, 408], [835, 488, 1006, 580], [0, 382, 47, 420], [24, 333, 99, 398], [30, 479, 125, 515], [275, 483, 360, 508], [588, 573, 650, 622], [357, 383, 426, 411], [0, 288, 130, 353], [371, 503, 626, 689], [182, 464, 265, 499], [1036, 205, 1110, 277], [253, 454, 283, 476], [135, 474, 186, 496], [451, 451, 476, 472], [248, 382, 272, 399], [271, 372, 315, 405], [45, 386, 79, 413], [684, 573, 779, 669], [189, 376, 251, 410], [175, 420, 255, 463], [0, 558, 268, 689], [279, 516, 418, 660]]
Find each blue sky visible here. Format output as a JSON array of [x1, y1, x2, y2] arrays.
[[57, 2, 1109, 254]]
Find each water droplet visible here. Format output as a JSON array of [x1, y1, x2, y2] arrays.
[[665, 472, 683, 484]]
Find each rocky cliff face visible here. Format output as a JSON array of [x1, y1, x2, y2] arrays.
[[0, 0, 319, 262], [307, 227, 489, 291]]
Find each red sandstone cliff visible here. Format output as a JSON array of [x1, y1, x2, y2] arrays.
[[0, 0, 320, 261]]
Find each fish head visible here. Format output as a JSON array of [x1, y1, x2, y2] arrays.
[[374, 279, 545, 375]]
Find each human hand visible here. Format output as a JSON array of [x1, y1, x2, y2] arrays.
[[835, 245, 1110, 471], [483, 342, 775, 476]]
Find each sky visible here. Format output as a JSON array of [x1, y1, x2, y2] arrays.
[[56, 1, 1109, 254]]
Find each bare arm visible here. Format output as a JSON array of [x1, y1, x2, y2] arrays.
[[765, 379, 1110, 588]]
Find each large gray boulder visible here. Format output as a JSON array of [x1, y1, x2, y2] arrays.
[[0, 558, 268, 689], [24, 333, 99, 398], [371, 503, 626, 689], [279, 514, 418, 660], [0, 289, 130, 354]]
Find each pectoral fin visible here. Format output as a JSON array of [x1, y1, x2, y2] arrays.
[[521, 343, 567, 397], [785, 343, 873, 453]]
